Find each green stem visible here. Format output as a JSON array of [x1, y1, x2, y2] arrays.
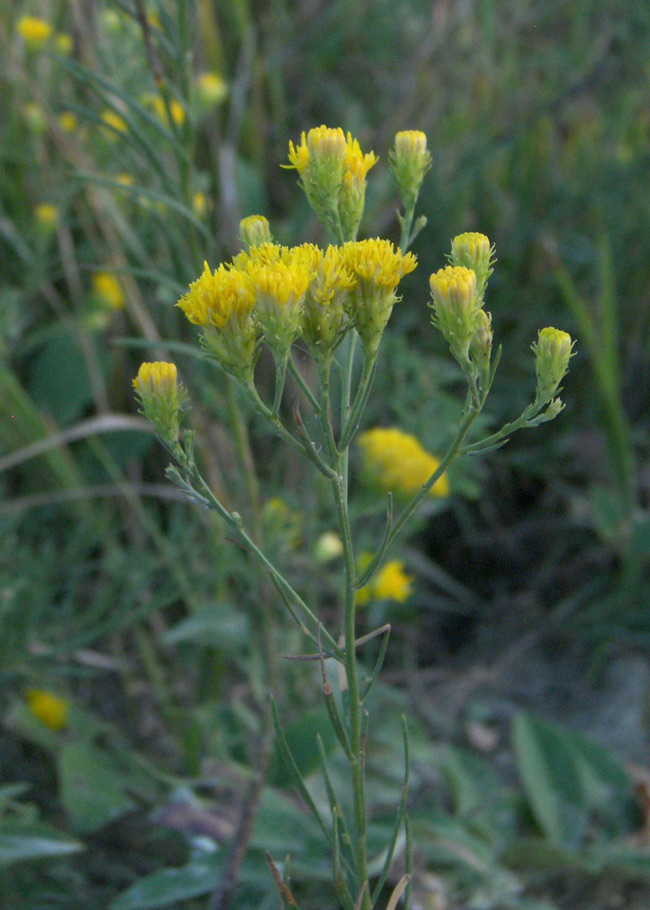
[[328, 329, 370, 907], [272, 352, 289, 417], [187, 468, 343, 661], [331, 462, 369, 906], [243, 381, 336, 479], [288, 354, 321, 414], [398, 197, 416, 255], [339, 354, 377, 450]]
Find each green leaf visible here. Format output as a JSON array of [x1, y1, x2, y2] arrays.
[[109, 857, 222, 910], [512, 713, 587, 847], [270, 708, 338, 786], [27, 326, 107, 426], [0, 823, 83, 866], [163, 604, 250, 648], [58, 741, 136, 834]]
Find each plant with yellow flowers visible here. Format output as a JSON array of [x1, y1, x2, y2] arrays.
[[133, 126, 574, 910]]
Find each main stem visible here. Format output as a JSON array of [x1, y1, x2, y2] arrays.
[[328, 331, 371, 907]]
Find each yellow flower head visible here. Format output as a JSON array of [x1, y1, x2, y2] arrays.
[[358, 426, 450, 498], [35, 203, 58, 230], [133, 361, 178, 397], [429, 265, 477, 312], [342, 238, 416, 291], [356, 557, 414, 605], [54, 32, 73, 55], [25, 103, 46, 133], [248, 259, 311, 310], [101, 109, 128, 136], [192, 191, 208, 218], [57, 112, 78, 133], [343, 134, 378, 185], [373, 560, 414, 602], [196, 72, 228, 106], [116, 173, 135, 187], [92, 271, 125, 310], [299, 244, 356, 356], [26, 689, 69, 732], [232, 242, 285, 272], [341, 239, 417, 355], [286, 134, 312, 175], [178, 262, 256, 328], [144, 94, 186, 128], [309, 245, 356, 305], [17, 16, 53, 49]]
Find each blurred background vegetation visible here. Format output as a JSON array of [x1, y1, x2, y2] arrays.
[[2, 1, 650, 908]]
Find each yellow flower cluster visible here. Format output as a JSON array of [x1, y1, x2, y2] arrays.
[[357, 557, 414, 605], [178, 235, 416, 370], [26, 689, 69, 732], [357, 427, 449, 498], [286, 126, 378, 240]]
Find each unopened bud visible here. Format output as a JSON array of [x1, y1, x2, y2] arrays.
[[450, 232, 494, 296], [133, 361, 188, 443], [239, 215, 273, 250], [429, 265, 481, 366], [389, 130, 431, 201], [532, 327, 575, 402]]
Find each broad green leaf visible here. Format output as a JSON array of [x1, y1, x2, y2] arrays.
[[163, 605, 249, 648], [58, 741, 136, 834], [27, 326, 107, 426], [270, 708, 339, 786], [512, 713, 587, 847], [109, 858, 221, 910]]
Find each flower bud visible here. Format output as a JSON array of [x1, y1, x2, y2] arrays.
[[239, 215, 273, 250], [450, 232, 494, 297], [26, 689, 69, 732], [195, 72, 228, 108], [313, 531, 343, 563], [35, 204, 59, 233], [532, 327, 575, 402], [429, 265, 481, 367], [389, 130, 431, 202], [133, 361, 188, 443], [469, 308, 494, 392]]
